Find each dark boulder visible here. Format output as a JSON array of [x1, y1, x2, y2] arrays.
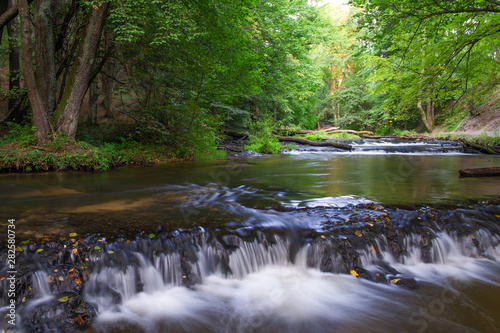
[[22, 291, 96, 333]]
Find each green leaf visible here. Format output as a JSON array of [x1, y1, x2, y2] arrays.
[[149, 233, 155, 239]]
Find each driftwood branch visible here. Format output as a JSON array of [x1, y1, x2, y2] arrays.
[[276, 136, 352, 151], [459, 167, 500, 177]]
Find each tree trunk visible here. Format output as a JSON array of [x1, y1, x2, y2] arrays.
[[0, 0, 7, 45], [2, 0, 21, 121], [19, 0, 51, 144], [0, 0, 20, 32], [88, 77, 98, 124], [417, 97, 433, 133], [56, 1, 109, 138], [34, 0, 57, 114], [101, 59, 122, 118], [272, 100, 277, 123]]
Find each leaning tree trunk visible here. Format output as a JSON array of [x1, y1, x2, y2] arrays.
[[19, 0, 51, 144], [0, 0, 7, 45], [56, 1, 109, 138], [417, 97, 434, 133]]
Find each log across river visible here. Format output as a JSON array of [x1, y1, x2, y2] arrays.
[[1, 140, 500, 332]]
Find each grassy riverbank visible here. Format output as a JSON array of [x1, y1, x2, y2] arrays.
[[0, 124, 177, 173], [2, 122, 500, 173], [0, 140, 175, 173]]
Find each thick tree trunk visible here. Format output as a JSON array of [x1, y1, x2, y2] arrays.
[[19, 0, 51, 144], [56, 1, 109, 138], [34, 0, 57, 114], [276, 136, 352, 151]]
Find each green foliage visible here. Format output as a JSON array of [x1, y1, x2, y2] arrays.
[[0, 141, 175, 173], [350, 0, 500, 132], [127, 104, 224, 160], [0, 123, 36, 147], [441, 109, 468, 132], [245, 116, 282, 154], [472, 132, 500, 146], [302, 131, 360, 141], [392, 129, 419, 137]]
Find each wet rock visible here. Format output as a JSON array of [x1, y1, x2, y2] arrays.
[[388, 275, 417, 289], [339, 239, 360, 271], [22, 291, 96, 332], [385, 227, 404, 260], [351, 267, 375, 281]]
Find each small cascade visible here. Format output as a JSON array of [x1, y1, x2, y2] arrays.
[[31, 271, 51, 298], [225, 237, 290, 279], [5, 203, 500, 332]]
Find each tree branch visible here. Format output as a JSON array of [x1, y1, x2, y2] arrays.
[[0, 0, 34, 30]]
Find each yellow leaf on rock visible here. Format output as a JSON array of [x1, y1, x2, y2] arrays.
[[350, 270, 359, 277], [58, 296, 69, 302], [69, 233, 77, 237], [320, 235, 326, 239], [58, 276, 64, 281], [355, 231, 363, 237], [390, 279, 401, 284]]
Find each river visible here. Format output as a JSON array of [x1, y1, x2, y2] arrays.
[[1, 140, 500, 332]]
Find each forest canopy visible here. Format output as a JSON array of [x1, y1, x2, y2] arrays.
[[0, 0, 499, 157]]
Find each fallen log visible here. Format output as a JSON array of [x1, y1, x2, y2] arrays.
[[461, 140, 499, 155], [222, 128, 247, 138], [276, 136, 352, 151], [459, 167, 500, 177], [320, 127, 340, 133], [324, 129, 375, 136]]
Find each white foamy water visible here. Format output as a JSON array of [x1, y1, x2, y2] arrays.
[[85, 230, 500, 333], [282, 195, 373, 209], [92, 257, 406, 333]]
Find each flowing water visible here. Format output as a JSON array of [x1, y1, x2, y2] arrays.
[[1, 140, 500, 332]]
